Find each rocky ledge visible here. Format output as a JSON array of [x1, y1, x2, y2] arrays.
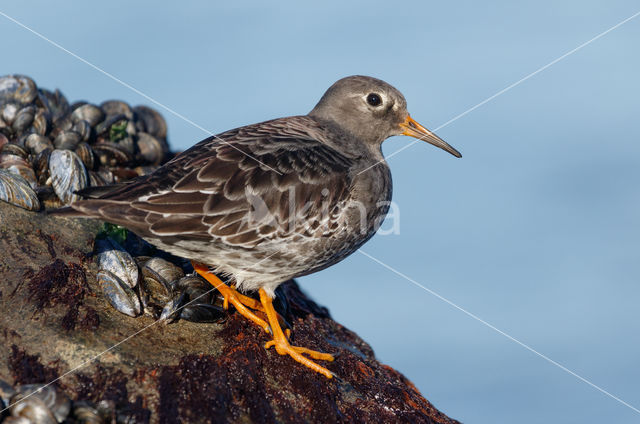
[[0, 200, 457, 423]]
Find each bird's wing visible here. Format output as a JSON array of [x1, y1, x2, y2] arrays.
[[70, 116, 357, 248]]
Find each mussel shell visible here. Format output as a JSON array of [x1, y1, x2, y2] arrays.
[[118, 135, 136, 155], [139, 258, 186, 316], [159, 291, 186, 323], [0, 169, 41, 210], [1, 102, 19, 125], [92, 141, 132, 166], [50, 116, 74, 135], [72, 400, 105, 424], [133, 105, 167, 140], [96, 167, 115, 184], [1, 142, 29, 158], [100, 100, 133, 120], [75, 142, 95, 170], [0, 75, 37, 105], [97, 270, 141, 317], [9, 393, 57, 424], [33, 148, 52, 186], [140, 274, 170, 311], [141, 257, 184, 289], [0, 153, 37, 188], [72, 119, 93, 142], [48, 149, 88, 204], [136, 132, 166, 165], [88, 170, 109, 187], [0, 149, 38, 188], [71, 104, 104, 127], [96, 245, 139, 289], [37, 88, 69, 123], [25, 133, 53, 155], [32, 109, 49, 135], [35, 185, 62, 209], [13, 384, 71, 423], [12, 105, 35, 134], [181, 304, 227, 323], [53, 130, 81, 150], [176, 275, 214, 302]]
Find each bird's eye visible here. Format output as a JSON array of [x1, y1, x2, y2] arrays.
[[366, 93, 382, 107]]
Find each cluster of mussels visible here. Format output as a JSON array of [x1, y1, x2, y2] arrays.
[[0, 380, 119, 424], [0, 75, 229, 324], [0, 74, 170, 210], [95, 236, 227, 323]]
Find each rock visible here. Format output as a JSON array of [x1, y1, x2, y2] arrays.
[[0, 200, 458, 423]]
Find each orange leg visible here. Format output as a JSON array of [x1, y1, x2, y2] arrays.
[[230, 289, 265, 312], [192, 262, 270, 333], [223, 287, 291, 333], [259, 288, 335, 379]]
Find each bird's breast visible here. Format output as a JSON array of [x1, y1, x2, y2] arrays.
[[345, 162, 393, 236]]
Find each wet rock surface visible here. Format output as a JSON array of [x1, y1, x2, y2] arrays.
[[0, 200, 458, 423]]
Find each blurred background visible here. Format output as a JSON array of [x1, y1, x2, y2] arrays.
[[2, 1, 639, 422]]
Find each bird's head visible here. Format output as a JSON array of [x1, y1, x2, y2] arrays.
[[309, 75, 461, 157]]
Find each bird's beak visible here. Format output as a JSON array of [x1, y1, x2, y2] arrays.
[[400, 115, 461, 158]]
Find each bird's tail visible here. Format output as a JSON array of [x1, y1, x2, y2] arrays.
[[46, 182, 131, 217]]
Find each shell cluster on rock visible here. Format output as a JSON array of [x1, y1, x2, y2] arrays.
[[0, 381, 115, 424], [0, 74, 170, 210], [94, 237, 227, 324]]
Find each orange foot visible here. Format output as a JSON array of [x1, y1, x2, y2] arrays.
[[259, 288, 335, 379], [192, 262, 270, 333]]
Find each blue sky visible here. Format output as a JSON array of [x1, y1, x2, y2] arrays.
[[2, 1, 640, 422]]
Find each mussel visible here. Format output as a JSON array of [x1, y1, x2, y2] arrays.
[[71, 104, 104, 127], [0, 169, 40, 210], [9, 392, 57, 424], [48, 149, 88, 204], [12, 384, 71, 423], [0, 75, 37, 105], [96, 239, 140, 289], [25, 133, 53, 155], [97, 270, 142, 317]]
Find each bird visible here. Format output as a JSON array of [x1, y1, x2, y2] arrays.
[[52, 75, 461, 378]]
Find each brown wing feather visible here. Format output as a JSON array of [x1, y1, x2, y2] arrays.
[[64, 116, 358, 248]]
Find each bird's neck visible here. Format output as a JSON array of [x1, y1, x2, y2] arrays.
[[306, 115, 384, 159]]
